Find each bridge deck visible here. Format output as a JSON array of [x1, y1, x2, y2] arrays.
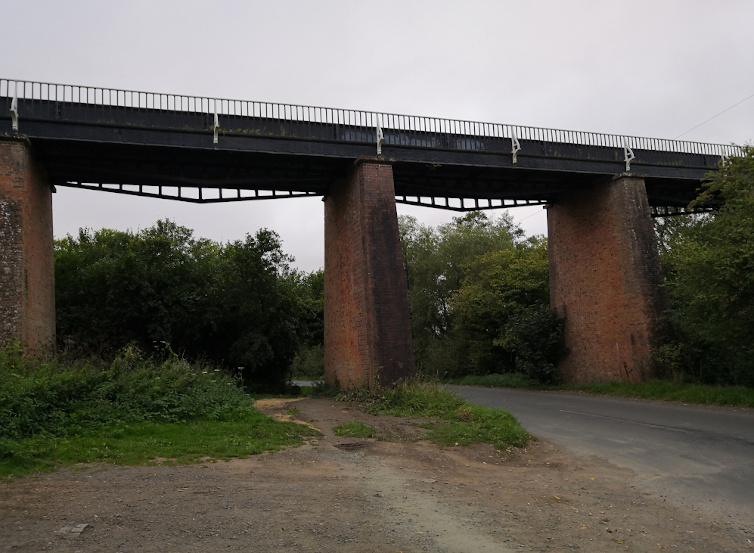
[[1, 79, 742, 211]]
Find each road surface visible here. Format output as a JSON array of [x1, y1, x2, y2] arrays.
[[451, 385, 754, 528]]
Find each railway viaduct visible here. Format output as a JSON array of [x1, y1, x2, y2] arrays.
[[0, 80, 741, 387]]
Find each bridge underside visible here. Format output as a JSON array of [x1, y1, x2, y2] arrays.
[[26, 138, 711, 219]]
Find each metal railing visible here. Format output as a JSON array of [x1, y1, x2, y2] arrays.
[[1, 78, 745, 158]]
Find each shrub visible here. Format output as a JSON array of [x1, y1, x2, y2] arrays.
[[0, 346, 256, 445]]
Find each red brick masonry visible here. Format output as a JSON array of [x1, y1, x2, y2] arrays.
[[547, 175, 667, 383], [324, 159, 416, 389], [0, 137, 55, 354]]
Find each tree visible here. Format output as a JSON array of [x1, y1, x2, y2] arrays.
[[207, 230, 306, 391], [289, 270, 325, 378], [55, 221, 311, 391], [399, 212, 521, 374], [399, 211, 564, 381], [453, 238, 565, 382], [55, 221, 207, 353], [658, 146, 754, 385]]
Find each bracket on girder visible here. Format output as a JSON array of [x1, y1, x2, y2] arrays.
[[10, 83, 18, 131], [376, 121, 385, 155], [623, 140, 635, 172], [511, 131, 521, 164], [213, 102, 220, 144]]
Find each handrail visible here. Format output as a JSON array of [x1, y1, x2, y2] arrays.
[[1, 78, 744, 158]]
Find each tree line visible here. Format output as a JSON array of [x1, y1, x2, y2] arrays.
[[55, 221, 323, 391], [654, 145, 754, 386], [399, 211, 565, 383], [53, 146, 753, 388]]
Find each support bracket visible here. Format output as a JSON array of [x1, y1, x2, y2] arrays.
[[623, 140, 635, 172], [10, 83, 18, 132], [511, 131, 521, 164], [213, 102, 220, 145], [376, 121, 385, 156]]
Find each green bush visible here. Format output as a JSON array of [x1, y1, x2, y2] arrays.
[[657, 147, 754, 386], [0, 345, 322, 477], [0, 346, 255, 445], [364, 380, 466, 418], [55, 221, 321, 392], [400, 212, 565, 382], [290, 344, 324, 378], [497, 306, 566, 384]]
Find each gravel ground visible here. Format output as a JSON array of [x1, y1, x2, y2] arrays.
[[1, 397, 751, 552]]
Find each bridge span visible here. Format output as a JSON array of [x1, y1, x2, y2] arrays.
[[0, 79, 743, 387]]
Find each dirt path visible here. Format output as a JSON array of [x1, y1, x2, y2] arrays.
[[1, 398, 752, 552]]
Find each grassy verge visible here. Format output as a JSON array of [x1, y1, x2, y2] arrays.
[[571, 380, 754, 408], [451, 373, 547, 390], [339, 380, 529, 450], [449, 373, 754, 408], [0, 346, 318, 479]]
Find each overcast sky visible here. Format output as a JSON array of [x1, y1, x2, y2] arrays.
[[4, 0, 753, 272]]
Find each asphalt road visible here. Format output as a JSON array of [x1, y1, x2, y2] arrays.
[[451, 385, 754, 528]]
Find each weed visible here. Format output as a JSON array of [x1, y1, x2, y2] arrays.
[[332, 422, 375, 439], [364, 379, 466, 418], [341, 379, 529, 450], [422, 404, 528, 449]]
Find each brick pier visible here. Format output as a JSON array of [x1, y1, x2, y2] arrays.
[[323, 158, 416, 389], [547, 175, 667, 383], [0, 137, 55, 354]]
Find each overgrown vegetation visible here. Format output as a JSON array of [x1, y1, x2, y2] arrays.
[[55, 221, 324, 391], [289, 270, 325, 379], [655, 146, 754, 387], [339, 380, 529, 450], [399, 212, 565, 382], [0, 345, 318, 478]]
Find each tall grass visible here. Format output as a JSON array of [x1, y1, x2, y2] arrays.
[[340, 380, 529, 450], [0, 345, 318, 477]]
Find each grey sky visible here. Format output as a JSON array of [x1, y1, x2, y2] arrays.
[[4, 0, 753, 272]]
